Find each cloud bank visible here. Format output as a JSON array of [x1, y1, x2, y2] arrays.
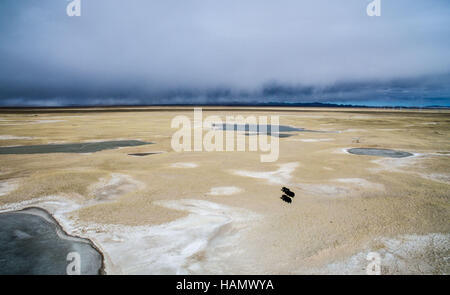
[[0, 0, 449, 106]]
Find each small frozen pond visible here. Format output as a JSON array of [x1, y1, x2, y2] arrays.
[[347, 148, 413, 158], [0, 207, 103, 275], [0, 140, 151, 154], [212, 123, 320, 137]]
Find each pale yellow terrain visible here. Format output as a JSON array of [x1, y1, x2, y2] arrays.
[[0, 107, 449, 274]]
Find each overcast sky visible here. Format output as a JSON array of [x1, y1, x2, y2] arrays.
[[0, 0, 449, 106]]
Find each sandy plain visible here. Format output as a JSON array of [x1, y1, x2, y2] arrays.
[[0, 107, 449, 274]]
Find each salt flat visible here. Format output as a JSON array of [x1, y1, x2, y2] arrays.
[[0, 107, 448, 274]]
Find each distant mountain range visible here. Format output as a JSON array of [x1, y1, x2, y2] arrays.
[[1, 102, 448, 109]]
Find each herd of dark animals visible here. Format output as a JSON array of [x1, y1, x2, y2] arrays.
[[280, 187, 295, 204]]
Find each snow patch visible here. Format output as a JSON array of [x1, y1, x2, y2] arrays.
[[306, 233, 450, 274], [88, 173, 144, 202], [208, 186, 242, 196], [232, 162, 299, 185], [293, 138, 334, 143], [0, 180, 18, 196], [171, 162, 198, 168], [0, 135, 35, 140], [1, 197, 259, 274]]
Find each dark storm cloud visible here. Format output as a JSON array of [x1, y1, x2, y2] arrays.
[[0, 0, 449, 106]]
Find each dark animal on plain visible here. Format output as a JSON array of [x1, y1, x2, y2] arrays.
[[281, 187, 295, 198], [280, 195, 292, 203]]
